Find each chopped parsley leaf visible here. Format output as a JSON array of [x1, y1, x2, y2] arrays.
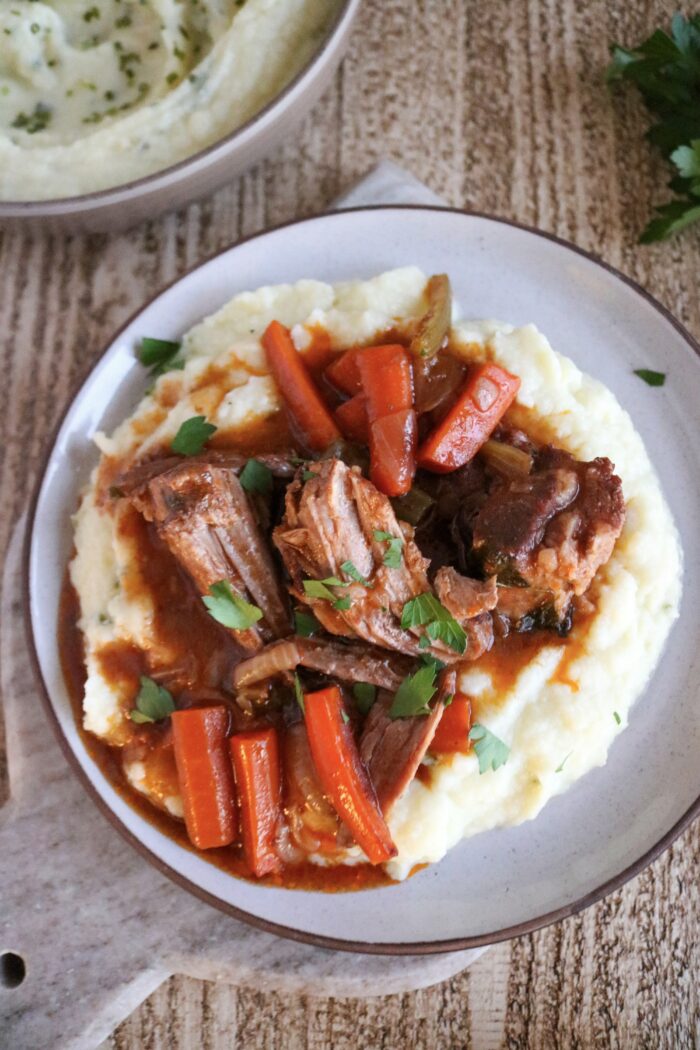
[[353, 682, 377, 714], [130, 676, 175, 724], [294, 610, 320, 637], [374, 529, 404, 568], [401, 592, 466, 654], [633, 368, 666, 387], [469, 724, 510, 774], [389, 664, 437, 719], [171, 415, 217, 456], [202, 580, 262, 631], [239, 458, 273, 496]]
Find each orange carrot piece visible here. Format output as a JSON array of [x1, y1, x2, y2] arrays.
[[368, 407, 417, 497], [229, 727, 283, 877], [334, 394, 369, 443], [417, 362, 520, 473], [357, 344, 413, 422], [431, 693, 473, 754], [325, 348, 363, 396], [262, 320, 341, 452], [171, 706, 237, 850], [303, 686, 397, 865]]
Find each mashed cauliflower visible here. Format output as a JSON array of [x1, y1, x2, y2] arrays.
[[70, 267, 682, 879], [0, 0, 339, 200]]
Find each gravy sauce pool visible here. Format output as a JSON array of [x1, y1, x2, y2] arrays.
[[57, 359, 588, 893]]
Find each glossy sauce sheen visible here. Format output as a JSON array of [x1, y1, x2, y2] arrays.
[[58, 339, 579, 891]]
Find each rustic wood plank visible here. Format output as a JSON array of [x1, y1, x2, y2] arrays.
[[1, 0, 698, 1046]]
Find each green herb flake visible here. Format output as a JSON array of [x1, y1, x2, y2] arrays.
[[138, 335, 183, 377], [302, 469, 316, 482], [468, 724, 510, 774], [11, 102, 52, 134], [202, 580, 262, 631], [294, 610, 320, 637], [389, 664, 437, 719], [613, 710, 622, 725], [633, 368, 666, 387], [171, 415, 217, 456], [341, 710, 350, 725], [294, 673, 305, 714], [374, 529, 404, 568], [401, 592, 467, 654], [353, 682, 377, 714], [239, 458, 273, 496], [555, 751, 573, 774], [340, 560, 371, 586], [333, 596, 352, 611], [129, 676, 175, 724]]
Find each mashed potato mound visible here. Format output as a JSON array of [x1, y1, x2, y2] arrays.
[[70, 267, 682, 879]]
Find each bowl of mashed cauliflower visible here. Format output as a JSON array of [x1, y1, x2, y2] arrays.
[[26, 207, 700, 952], [0, 0, 355, 230]]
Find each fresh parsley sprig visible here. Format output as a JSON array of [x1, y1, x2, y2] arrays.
[[607, 14, 700, 241], [303, 576, 352, 611], [389, 664, 438, 719], [171, 415, 217, 456], [374, 530, 404, 568], [138, 336, 185, 378], [401, 593, 467, 654], [469, 724, 510, 774], [203, 580, 262, 631], [130, 676, 175, 724], [239, 458, 273, 496]]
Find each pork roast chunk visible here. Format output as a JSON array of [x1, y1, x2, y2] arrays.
[[473, 446, 625, 617], [129, 460, 290, 651], [273, 459, 495, 662], [360, 691, 443, 815]]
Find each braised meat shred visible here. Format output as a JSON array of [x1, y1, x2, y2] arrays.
[[273, 458, 496, 662]]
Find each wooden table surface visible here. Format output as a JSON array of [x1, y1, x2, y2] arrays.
[[1, 0, 698, 1046]]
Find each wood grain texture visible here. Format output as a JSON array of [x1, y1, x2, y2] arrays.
[[1, 0, 699, 1046]]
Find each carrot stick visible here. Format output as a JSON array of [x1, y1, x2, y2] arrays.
[[334, 394, 369, 443], [431, 693, 473, 754], [368, 408, 417, 497], [357, 344, 413, 421], [262, 320, 341, 452], [325, 348, 363, 396], [171, 707, 237, 850], [229, 727, 283, 877], [417, 362, 520, 473], [303, 686, 397, 864]]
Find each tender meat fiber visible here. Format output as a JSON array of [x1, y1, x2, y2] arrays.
[[233, 636, 412, 690], [129, 460, 290, 652], [273, 459, 494, 663], [360, 691, 443, 815], [117, 450, 295, 498], [473, 446, 625, 617]]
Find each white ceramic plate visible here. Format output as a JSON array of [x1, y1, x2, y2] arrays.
[[26, 207, 700, 953]]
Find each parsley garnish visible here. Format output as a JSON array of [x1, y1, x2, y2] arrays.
[[340, 560, 371, 586], [389, 664, 437, 719], [302, 577, 352, 610], [202, 580, 262, 631], [302, 470, 316, 482], [239, 458, 273, 496], [613, 710, 622, 725], [374, 530, 404, 568], [401, 593, 467, 654], [138, 336, 184, 378], [607, 14, 700, 241], [633, 368, 666, 387], [555, 751, 573, 773], [353, 682, 377, 714], [469, 724, 510, 774], [419, 652, 446, 671], [171, 415, 217, 456], [130, 676, 175, 724], [294, 610, 320, 637], [12, 102, 52, 134], [294, 673, 305, 714]]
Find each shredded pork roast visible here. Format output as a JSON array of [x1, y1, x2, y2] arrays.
[[273, 458, 497, 662]]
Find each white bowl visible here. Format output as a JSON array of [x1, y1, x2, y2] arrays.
[[0, 1, 359, 234], [25, 206, 700, 953]]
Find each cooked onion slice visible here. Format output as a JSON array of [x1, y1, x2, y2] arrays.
[[480, 439, 533, 477]]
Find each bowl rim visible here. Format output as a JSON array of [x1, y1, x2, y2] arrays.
[[0, 0, 357, 214], [23, 203, 700, 955]]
